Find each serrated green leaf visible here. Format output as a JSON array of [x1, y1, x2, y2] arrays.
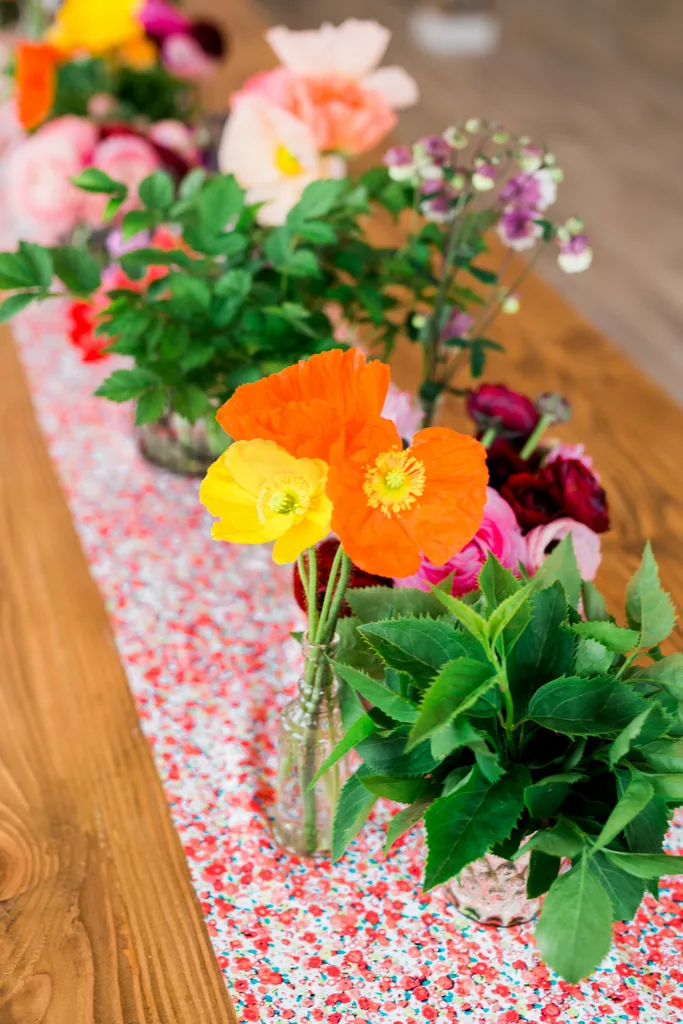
[[95, 368, 159, 402], [310, 714, 377, 787], [358, 616, 474, 687], [293, 178, 346, 219], [604, 850, 683, 878], [535, 859, 613, 982], [0, 292, 38, 321], [531, 534, 581, 608], [296, 220, 337, 245], [478, 552, 520, 609], [608, 707, 655, 767], [594, 773, 653, 849], [331, 767, 377, 861], [515, 822, 584, 859], [199, 174, 244, 229], [574, 636, 614, 676], [179, 166, 207, 199], [431, 588, 489, 645], [121, 209, 156, 241], [570, 620, 640, 653], [384, 796, 432, 854], [423, 765, 529, 890], [282, 248, 320, 277], [356, 726, 440, 777], [138, 170, 174, 211], [506, 582, 573, 714], [407, 658, 496, 750], [581, 580, 610, 621], [638, 738, 683, 773], [346, 586, 447, 623], [524, 773, 585, 818], [625, 541, 676, 647], [169, 274, 211, 312], [52, 247, 101, 294], [331, 661, 418, 723], [528, 676, 648, 736], [0, 251, 36, 288], [171, 384, 209, 423], [486, 583, 532, 648], [134, 389, 167, 426], [527, 850, 561, 899], [642, 773, 683, 799], [19, 241, 52, 290], [359, 776, 430, 803], [586, 851, 645, 920]]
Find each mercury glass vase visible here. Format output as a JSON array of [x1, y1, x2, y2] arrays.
[[446, 848, 541, 927], [136, 410, 227, 476], [273, 635, 346, 859]]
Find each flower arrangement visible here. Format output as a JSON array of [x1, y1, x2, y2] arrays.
[[321, 537, 683, 982], [198, 347, 489, 855]]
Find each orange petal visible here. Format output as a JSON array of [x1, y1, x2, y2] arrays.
[[16, 42, 58, 130]]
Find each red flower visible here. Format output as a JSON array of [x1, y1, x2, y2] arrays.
[[467, 383, 539, 438], [548, 457, 610, 533], [485, 437, 531, 491], [68, 300, 109, 362], [501, 471, 564, 530], [292, 537, 392, 617]]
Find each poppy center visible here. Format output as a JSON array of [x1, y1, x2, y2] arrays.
[[257, 474, 312, 522], [363, 447, 426, 517], [275, 143, 302, 176]]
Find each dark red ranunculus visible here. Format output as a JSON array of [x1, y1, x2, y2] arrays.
[[293, 538, 392, 618], [485, 438, 536, 492], [467, 383, 540, 438], [548, 458, 610, 534], [501, 471, 564, 530], [189, 20, 227, 59]]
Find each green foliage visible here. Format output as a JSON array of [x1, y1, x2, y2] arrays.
[[327, 546, 683, 982]]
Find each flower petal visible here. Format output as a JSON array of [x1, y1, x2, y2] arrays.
[[266, 19, 390, 79], [363, 66, 419, 109]]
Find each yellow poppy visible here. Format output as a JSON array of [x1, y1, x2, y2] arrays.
[[199, 440, 333, 564], [48, 0, 145, 57], [118, 35, 158, 71]]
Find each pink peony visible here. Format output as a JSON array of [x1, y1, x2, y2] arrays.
[[395, 487, 527, 596], [82, 133, 161, 226], [233, 19, 418, 156], [0, 115, 97, 243], [0, 97, 25, 158], [526, 518, 602, 581]]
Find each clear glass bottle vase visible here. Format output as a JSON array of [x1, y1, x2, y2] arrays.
[[273, 635, 346, 858], [446, 848, 541, 927]]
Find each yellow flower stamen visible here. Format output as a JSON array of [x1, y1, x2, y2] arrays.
[[363, 447, 426, 518], [256, 473, 312, 523], [275, 143, 303, 177]]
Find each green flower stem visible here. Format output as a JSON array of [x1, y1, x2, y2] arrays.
[[520, 413, 554, 461], [298, 546, 353, 855], [480, 426, 498, 449]]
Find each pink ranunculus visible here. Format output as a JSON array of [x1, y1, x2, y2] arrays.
[[82, 133, 161, 226], [381, 385, 423, 444], [233, 19, 418, 156], [140, 0, 191, 38], [161, 32, 215, 79], [394, 488, 527, 596], [544, 441, 597, 478], [526, 518, 602, 581], [147, 119, 200, 164], [0, 97, 25, 158], [0, 115, 98, 243]]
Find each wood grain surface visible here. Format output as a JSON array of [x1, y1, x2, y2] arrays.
[[0, 0, 682, 1022]]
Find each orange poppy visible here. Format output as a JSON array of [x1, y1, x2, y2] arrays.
[[16, 41, 59, 131], [216, 348, 390, 460], [327, 419, 489, 578]]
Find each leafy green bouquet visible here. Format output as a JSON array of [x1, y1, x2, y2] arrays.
[[319, 538, 683, 981]]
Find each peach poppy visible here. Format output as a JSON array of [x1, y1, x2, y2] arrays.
[[327, 419, 488, 578], [217, 348, 390, 461], [16, 41, 58, 130]]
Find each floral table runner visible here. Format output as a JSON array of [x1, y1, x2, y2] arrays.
[[15, 306, 683, 1024]]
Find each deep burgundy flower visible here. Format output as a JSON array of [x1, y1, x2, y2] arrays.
[[486, 438, 532, 492], [292, 538, 392, 618], [467, 383, 540, 438], [501, 471, 564, 530], [548, 458, 610, 534], [189, 20, 227, 59]]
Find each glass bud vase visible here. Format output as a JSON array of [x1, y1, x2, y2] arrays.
[[136, 410, 227, 477], [273, 635, 346, 859], [446, 848, 541, 927]]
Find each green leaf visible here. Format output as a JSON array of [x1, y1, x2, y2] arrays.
[[346, 586, 447, 623], [94, 368, 159, 402], [357, 726, 440, 777], [638, 738, 683, 773], [331, 661, 418, 724], [516, 823, 584, 860], [625, 541, 676, 647], [642, 774, 683, 799], [531, 534, 581, 608], [171, 384, 209, 423], [570, 620, 640, 654], [103, 195, 125, 222], [574, 637, 614, 676], [332, 768, 377, 861], [586, 851, 645, 920], [282, 249, 320, 277], [630, 653, 683, 700], [179, 166, 207, 199], [604, 850, 683, 878], [609, 707, 656, 768], [310, 714, 377, 786], [179, 345, 214, 372], [384, 796, 432, 854], [423, 765, 529, 890], [121, 209, 156, 241], [294, 178, 346, 219], [528, 676, 648, 736], [486, 583, 532, 648], [134, 389, 167, 426], [296, 220, 337, 245], [358, 616, 475, 687], [199, 174, 244, 229], [478, 552, 520, 608], [0, 292, 38, 321], [527, 850, 561, 899], [360, 776, 430, 803], [594, 773, 654, 849], [581, 580, 610, 621], [52, 247, 101, 295], [0, 251, 36, 288], [617, 770, 671, 853], [524, 773, 585, 818], [507, 582, 573, 714], [19, 241, 53, 290], [71, 167, 125, 195], [431, 589, 489, 646], [138, 170, 174, 211], [407, 658, 496, 750], [535, 859, 613, 982], [169, 274, 211, 312]]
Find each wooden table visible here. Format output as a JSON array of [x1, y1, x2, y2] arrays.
[[0, 0, 681, 1020]]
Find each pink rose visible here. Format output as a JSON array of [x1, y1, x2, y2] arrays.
[[395, 487, 527, 596], [82, 133, 161, 226], [147, 119, 200, 164], [526, 518, 602, 581], [0, 115, 97, 243]]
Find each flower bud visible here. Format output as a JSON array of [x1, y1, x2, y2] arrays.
[[501, 294, 520, 314], [535, 391, 572, 424]]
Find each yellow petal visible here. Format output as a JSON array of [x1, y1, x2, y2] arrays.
[[226, 439, 327, 497], [272, 516, 331, 564]]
